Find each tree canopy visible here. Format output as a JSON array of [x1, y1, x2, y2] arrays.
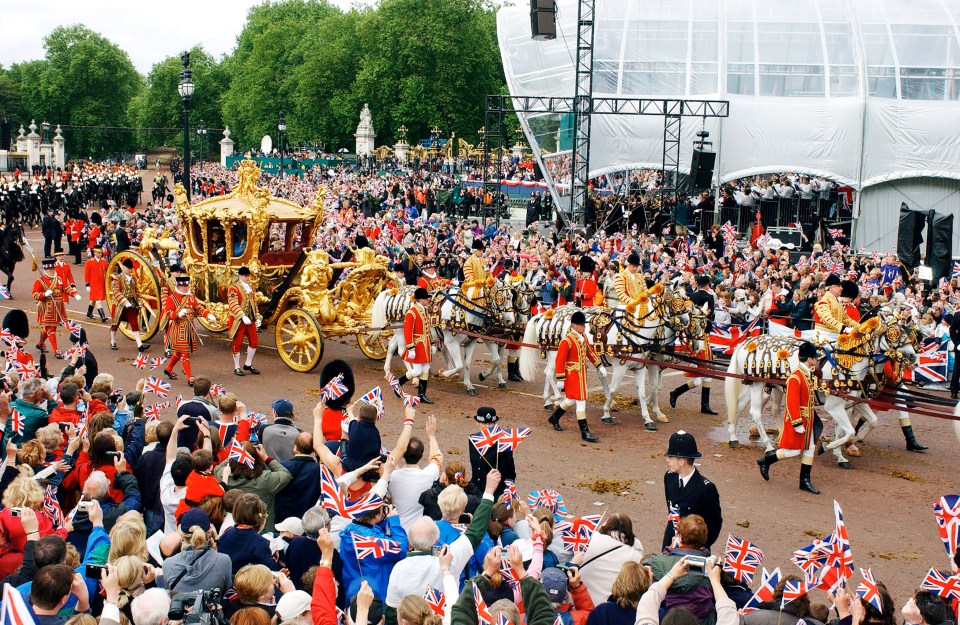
[[4, 0, 506, 158]]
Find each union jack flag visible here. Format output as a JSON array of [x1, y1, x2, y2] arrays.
[[143, 403, 170, 422], [528, 489, 568, 520], [360, 386, 384, 420], [831, 260, 844, 275], [474, 583, 493, 625], [351, 533, 402, 560], [66, 342, 87, 361], [791, 541, 829, 585], [502, 480, 517, 508], [920, 567, 960, 602], [933, 494, 960, 558], [905, 339, 948, 383], [742, 567, 781, 614], [2, 580, 38, 625], [175, 395, 184, 409], [668, 504, 681, 548], [797, 256, 809, 270], [828, 228, 844, 240], [402, 392, 420, 408], [871, 251, 882, 265], [386, 373, 401, 395], [321, 373, 348, 402], [469, 426, 504, 456], [318, 465, 384, 519], [710, 318, 762, 356], [251, 412, 269, 427], [856, 568, 882, 613], [554, 514, 602, 552], [497, 427, 531, 452], [781, 579, 809, 607], [150, 357, 167, 370], [63, 320, 81, 338], [132, 353, 149, 370], [424, 586, 445, 617], [210, 384, 226, 397], [229, 440, 256, 468], [13, 360, 33, 381], [144, 376, 171, 398], [821, 256, 836, 272], [42, 486, 64, 528], [10, 409, 23, 437], [723, 534, 764, 585], [0, 328, 13, 345], [722, 221, 737, 243], [952, 261, 960, 279]]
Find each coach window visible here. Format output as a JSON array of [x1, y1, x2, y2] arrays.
[[191, 220, 204, 257], [208, 219, 227, 264]]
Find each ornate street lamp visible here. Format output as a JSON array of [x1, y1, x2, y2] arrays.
[[177, 52, 195, 199], [278, 113, 286, 178]]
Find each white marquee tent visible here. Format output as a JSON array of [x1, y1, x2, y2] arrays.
[[498, 0, 960, 250]]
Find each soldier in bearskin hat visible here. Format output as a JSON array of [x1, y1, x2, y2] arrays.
[[319, 359, 356, 445]]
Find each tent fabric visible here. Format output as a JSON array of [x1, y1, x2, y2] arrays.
[[498, 0, 960, 190]]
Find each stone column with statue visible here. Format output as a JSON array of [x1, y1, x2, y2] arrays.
[[354, 103, 376, 156]]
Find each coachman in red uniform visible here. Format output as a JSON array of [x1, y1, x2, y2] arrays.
[[548, 310, 606, 442], [393, 287, 434, 404], [110, 258, 149, 352], [162, 275, 216, 386], [416, 258, 446, 293], [83, 246, 108, 322], [228, 266, 262, 376], [32, 257, 80, 358], [756, 341, 823, 494]]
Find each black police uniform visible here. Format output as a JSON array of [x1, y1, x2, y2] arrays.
[[661, 431, 723, 551]]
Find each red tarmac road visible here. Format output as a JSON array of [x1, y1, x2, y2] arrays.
[[6, 173, 957, 604]]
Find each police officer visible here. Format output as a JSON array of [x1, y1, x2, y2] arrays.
[[662, 430, 722, 551]]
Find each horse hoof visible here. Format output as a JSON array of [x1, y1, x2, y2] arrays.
[[467, 388, 478, 396], [478, 373, 486, 381], [544, 404, 553, 412], [601, 417, 615, 425], [845, 445, 861, 457], [748, 425, 760, 439], [837, 461, 853, 470], [656, 415, 670, 423], [645, 422, 658, 432], [728, 440, 740, 449]]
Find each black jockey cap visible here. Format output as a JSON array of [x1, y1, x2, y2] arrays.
[[169, 264, 183, 274], [570, 310, 587, 325], [666, 430, 702, 459], [627, 252, 641, 267], [414, 287, 430, 300], [238, 266, 251, 276], [175, 276, 190, 285], [840, 280, 859, 300], [472, 239, 485, 251], [798, 340, 821, 360]]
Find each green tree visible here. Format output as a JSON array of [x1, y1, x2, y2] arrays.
[[10, 25, 142, 158], [0, 65, 27, 131], [128, 47, 228, 155]]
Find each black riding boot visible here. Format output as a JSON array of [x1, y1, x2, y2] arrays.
[[98, 308, 107, 323], [548, 406, 566, 431], [578, 418, 598, 443], [417, 379, 434, 405], [669, 383, 691, 408], [756, 450, 779, 481], [700, 387, 719, 415], [507, 361, 523, 382], [901, 425, 928, 452], [799, 463, 820, 495], [86, 304, 94, 319], [393, 374, 408, 398]]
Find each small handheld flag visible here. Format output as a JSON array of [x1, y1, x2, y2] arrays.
[[856, 568, 882, 613], [497, 427, 531, 452], [144, 376, 171, 398], [469, 426, 504, 456], [228, 440, 256, 468], [352, 533, 402, 560], [321, 373, 348, 402], [723, 534, 764, 585], [424, 586, 445, 617], [10, 409, 23, 437]]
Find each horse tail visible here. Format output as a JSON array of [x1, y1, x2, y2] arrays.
[[725, 354, 743, 433], [370, 290, 390, 338], [518, 317, 541, 382]]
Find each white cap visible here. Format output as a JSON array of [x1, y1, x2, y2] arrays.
[[276, 590, 311, 621], [275, 517, 304, 536]]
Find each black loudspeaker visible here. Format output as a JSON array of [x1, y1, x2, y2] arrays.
[[928, 211, 954, 283], [897, 204, 927, 270], [690, 149, 716, 189], [530, 0, 556, 40], [0, 118, 9, 151]]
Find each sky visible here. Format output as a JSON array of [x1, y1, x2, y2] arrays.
[[0, 0, 358, 74]]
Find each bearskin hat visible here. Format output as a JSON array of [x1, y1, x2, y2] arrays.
[[2, 309, 29, 341], [319, 359, 355, 409], [578, 255, 596, 273]]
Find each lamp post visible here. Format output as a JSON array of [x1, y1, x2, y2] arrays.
[[278, 113, 286, 178], [177, 52, 195, 200], [196, 120, 207, 164]]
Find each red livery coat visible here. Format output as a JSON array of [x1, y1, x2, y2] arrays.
[[417, 274, 446, 292], [778, 366, 815, 450], [32, 274, 74, 327], [83, 257, 108, 300], [403, 303, 433, 364], [555, 330, 601, 401], [163, 291, 210, 353], [227, 281, 261, 337]]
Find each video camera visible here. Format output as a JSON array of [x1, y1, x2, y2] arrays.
[[168, 589, 226, 625]]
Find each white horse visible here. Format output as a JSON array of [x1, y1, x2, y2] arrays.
[[725, 312, 918, 467], [434, 279, 518, 395], [370, 285, 420, 377]]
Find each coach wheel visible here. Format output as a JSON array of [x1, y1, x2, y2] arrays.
[[275, 308, 324, 372], [105, 250, 162, 341], [357, 330, 390, 361]]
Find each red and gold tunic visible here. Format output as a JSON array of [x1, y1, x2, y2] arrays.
[[228, 281, 261, 337], [83, 257, 108, 300], [555, 329, 601, 401], [110, 272, 142, 326], [53, 262, 76, 302], [403, 302, 433, 364], [32, 274, 74, 327], [417, 274, 446, 292], [162, 290, 210, 353], [778, 364, 816, 450]]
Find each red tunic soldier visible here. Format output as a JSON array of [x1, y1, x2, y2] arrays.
[[393, 287, 434, 404], [756, 341, 822, 495], [548, 310, 606, 442], [83, 246, 108, 322], [162, 275, 216, 386], [417, 258, 446, 292], [32, 257, 80, 358], [109, 258, 149, 352], [228, 266, 262, 376], [53, 251, 76, 298]]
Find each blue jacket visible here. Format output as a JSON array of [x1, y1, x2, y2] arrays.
[[586, 601, 636, 625], [218, 526, 279, 575], [340, 516, 408, 599], [275, 456, 323, 521]]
